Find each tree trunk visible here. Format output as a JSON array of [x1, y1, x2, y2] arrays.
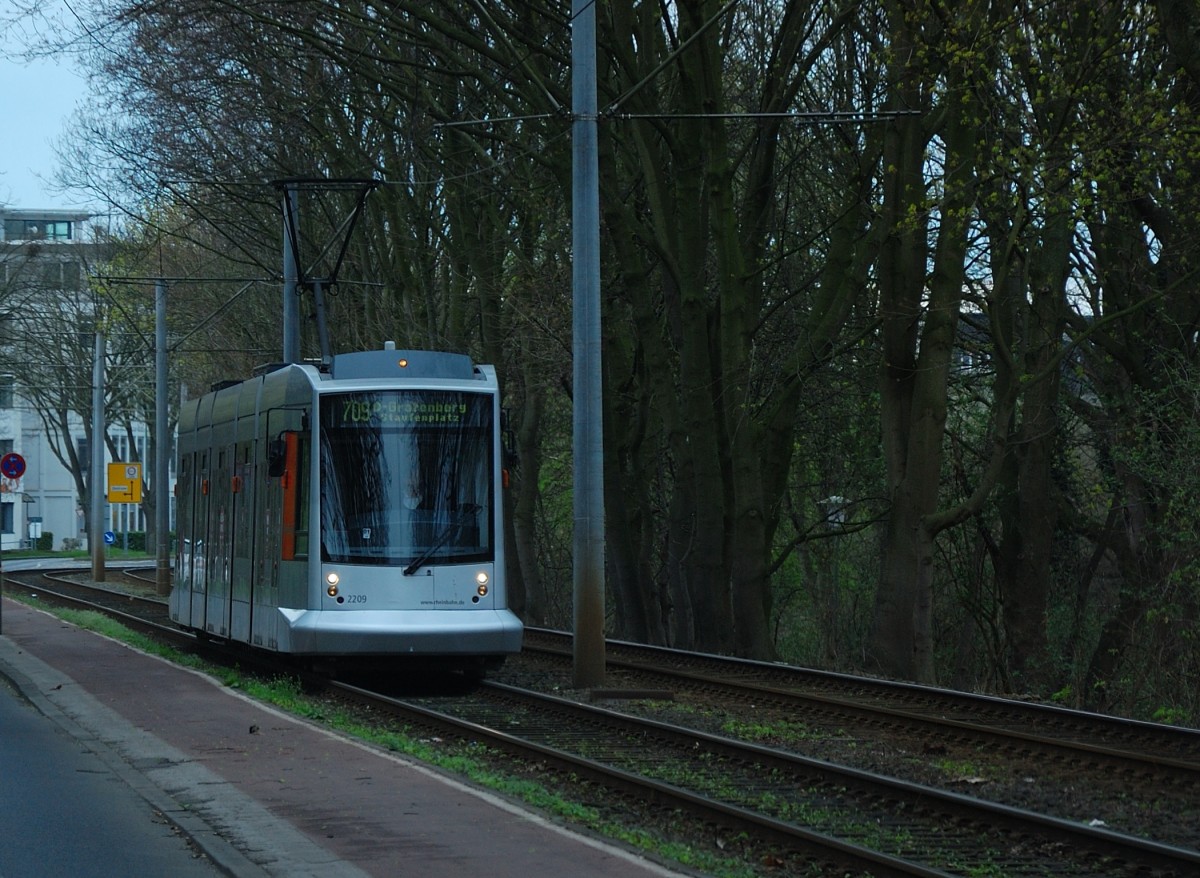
[[603, 326, 667, 644], [871, 11, 979, 680], [869, 24, 933, 678], [507, 369, 544, 623], [993, 252, 1067, 691]]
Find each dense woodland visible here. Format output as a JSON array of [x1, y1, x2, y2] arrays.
[[8, 0, 1200, 722]]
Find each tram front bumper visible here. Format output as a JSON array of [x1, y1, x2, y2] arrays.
[[275, 607, 524, 656]]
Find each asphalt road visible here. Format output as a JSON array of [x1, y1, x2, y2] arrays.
[[0, 673, 224, 878]]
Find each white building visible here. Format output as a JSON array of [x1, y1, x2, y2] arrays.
[[1, 207, 169, 551]]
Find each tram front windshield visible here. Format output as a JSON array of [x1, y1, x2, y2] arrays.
[[320, 390, 493, 567]]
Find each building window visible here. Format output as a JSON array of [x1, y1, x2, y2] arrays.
[[0, 439, 12, 455], [77, 437, 89, 480], [0, 376, 13, 409], [3, 219, 72, 241], [45, 221, 72, 240], [1, 502, 12, 535]]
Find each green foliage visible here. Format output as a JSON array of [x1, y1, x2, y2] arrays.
[[1049, 684, 1074, 706], [1151, 705, 1194, 727]]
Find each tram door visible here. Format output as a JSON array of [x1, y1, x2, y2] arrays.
[[253, 431, 285, 650], [171, 454, 195, 627], [190, 450, 210, 629], [229, 441, 254, 642], [205, 446, 233, 637]]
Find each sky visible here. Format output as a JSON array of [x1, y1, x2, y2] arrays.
[[1, 17, 91, 211]]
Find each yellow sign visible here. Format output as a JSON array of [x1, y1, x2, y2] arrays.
[[107, 462, 143, 504]]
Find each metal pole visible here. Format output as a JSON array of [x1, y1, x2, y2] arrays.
[[571, 0, 606, 688], [90, 331, 106, 582], [155, 280, 170, 595], [312, 278, 332, 366], [282, 185, 301, 363]]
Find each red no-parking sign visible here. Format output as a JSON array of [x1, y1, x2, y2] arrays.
[[0, 452, 25, 480]]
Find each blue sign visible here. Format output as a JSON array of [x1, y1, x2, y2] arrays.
[[103, 531, 116, 545]]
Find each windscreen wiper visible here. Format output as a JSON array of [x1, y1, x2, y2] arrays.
[[402, 505, 481, 576], [402, 522, 458, 576]]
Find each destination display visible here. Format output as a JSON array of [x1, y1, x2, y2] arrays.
[[326, 393, 483, 428]]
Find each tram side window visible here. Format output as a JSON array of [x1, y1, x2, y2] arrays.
[[294, 434, 309, 558]]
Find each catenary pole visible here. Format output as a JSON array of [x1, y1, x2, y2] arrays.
[[90, 331, 106, 582], [572, 0, 606, 688], [155, 280, 170, 595], [282, 185, 300, 363]]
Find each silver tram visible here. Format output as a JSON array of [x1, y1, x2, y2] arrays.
[[169, 343, 523, 671]]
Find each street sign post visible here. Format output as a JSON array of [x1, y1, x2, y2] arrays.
[[0, 453, 19, 633]]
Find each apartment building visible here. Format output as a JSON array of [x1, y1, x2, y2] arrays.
[[1, 207, 165, 550]]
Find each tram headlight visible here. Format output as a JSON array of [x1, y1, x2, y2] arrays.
[[475, 571, 489, 597], [326, 571, 340, 597]]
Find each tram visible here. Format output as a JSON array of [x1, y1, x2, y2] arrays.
[[169, 343, 523, 672]]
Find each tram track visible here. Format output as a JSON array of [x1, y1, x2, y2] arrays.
[[330, 676, 948, 877], [353, 676, 1199, 877], [6, 569, 1200, 876], [520, 628, 1200, 773], [512, 630, 1200, 852]]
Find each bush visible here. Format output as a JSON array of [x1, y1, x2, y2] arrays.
[[109, 531, 147, 552], [35, 531, 53, 552]]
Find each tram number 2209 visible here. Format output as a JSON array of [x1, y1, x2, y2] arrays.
[[343, 594, 368, 604]]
